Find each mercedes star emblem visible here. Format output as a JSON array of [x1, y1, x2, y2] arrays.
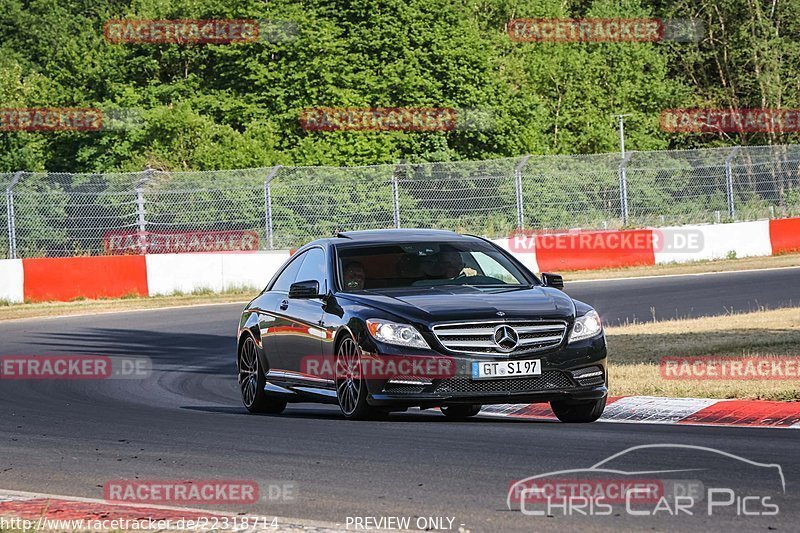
[[493, 325, 519, 352]]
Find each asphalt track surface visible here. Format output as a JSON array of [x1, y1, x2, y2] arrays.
[[568, 266, 800, 325], [1, 267, 799, 532]]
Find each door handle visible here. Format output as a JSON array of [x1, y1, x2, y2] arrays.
[[279, 299, 289, 310]]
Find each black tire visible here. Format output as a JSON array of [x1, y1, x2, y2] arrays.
[[238, 335, 287, 414], [441, 404, 482, 419], [335, 335, 384, 420], [550, 397, 606, 423]]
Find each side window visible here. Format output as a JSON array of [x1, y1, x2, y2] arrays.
[[473, 252, 518, 284], [271, 252, 307, 293], [295, 247, 327, 292]]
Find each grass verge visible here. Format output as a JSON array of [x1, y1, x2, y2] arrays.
[[0, 288, 255, 321], [607, 307, 800, 400]]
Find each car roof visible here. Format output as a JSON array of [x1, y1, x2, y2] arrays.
[[328, 228, 480, 246], [298, 229, 491, 253], [339, 228, 461, 239]]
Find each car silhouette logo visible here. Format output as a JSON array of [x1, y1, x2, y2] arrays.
[[493, 325, 519, 352], [506, 444, 786, 512]]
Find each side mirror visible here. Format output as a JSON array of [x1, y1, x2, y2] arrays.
[[289, 280, 321, 299], [540, 272, 564, 290]]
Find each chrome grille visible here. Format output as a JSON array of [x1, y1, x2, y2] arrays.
[[432, 320, 567, 355]]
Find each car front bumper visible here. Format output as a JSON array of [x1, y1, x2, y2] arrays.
[[361, 334, 608, 409]]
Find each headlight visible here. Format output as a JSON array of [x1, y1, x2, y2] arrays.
[[366, 319, 430, 349], [568, 310, 602, 343]]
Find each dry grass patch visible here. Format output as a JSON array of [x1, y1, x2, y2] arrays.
[[606, 307, 800, 400], [0, 289, 255, 321]]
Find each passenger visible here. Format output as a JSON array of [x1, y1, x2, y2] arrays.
[[343, 261, 366, 290]]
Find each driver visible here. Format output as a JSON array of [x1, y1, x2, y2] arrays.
[[343, 261, 366, 290], [440, 251, 466, 278]]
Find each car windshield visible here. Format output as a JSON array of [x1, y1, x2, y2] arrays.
[[336, 241, 531, 292]]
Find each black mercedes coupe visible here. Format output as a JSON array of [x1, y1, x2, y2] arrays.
[[237, 229, 607, 421]]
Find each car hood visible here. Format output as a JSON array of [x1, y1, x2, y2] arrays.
[[337, 285, 576, 325]]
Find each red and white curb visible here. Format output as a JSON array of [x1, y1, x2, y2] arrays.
[[480, 396, 800, 428], [0, 489, 348, 532]]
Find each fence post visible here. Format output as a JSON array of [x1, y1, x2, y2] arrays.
[[725, 146, 740, 220], [6, 171, 24, 259], [264, 165, 282, 250], [391, 162, 405, 229], [514, 155, 532, 229], [618, 152, 633, 226], [135, 169, 152, 253], [3, 186, 7, 259]]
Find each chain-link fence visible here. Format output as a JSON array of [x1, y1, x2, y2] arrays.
[[3, 144, 800, 258]]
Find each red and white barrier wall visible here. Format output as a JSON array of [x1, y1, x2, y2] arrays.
[[0, 259, 24, 303], [0, 252, 291, 304], [653, 220, 772, 263], [495, 217, 800, 272], [1, 218, 799, 304], [144, 253, 290, 296]]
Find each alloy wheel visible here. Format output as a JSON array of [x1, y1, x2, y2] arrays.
[[238, 337, 259, 408], [336, 337, 362, 416]]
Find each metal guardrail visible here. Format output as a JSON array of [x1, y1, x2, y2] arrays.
[[2, 144, 799, 258]]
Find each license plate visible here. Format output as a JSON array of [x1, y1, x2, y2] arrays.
[[471, 359, 541, 380]]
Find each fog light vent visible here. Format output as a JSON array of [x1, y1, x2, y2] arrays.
[[387, 377, 433, 386], [570, 366, 605, 386]]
